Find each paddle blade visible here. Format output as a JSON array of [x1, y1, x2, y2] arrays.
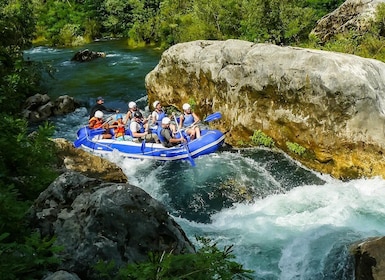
[[204, 112, 222, 122], [184, 143, 196, 167], [141, 139, 146, 153]]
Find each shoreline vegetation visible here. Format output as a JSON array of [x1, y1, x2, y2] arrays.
[[31, 0, 385, 63]]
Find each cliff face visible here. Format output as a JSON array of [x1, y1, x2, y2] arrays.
[[145, 39, 385, 179]]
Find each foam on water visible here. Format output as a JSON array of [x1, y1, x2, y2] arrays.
[[174, 177, 385, 279]]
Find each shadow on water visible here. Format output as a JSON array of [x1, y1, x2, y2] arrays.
[[137, 148, 326, 224]]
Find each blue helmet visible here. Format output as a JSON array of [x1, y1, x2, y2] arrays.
[[116, 114, 123, 120]]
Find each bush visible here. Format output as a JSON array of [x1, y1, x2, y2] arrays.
[[286, 141, 306, 156], [250, 130, 275, 148], [95, 237, 254, 279]]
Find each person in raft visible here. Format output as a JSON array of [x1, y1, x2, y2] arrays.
[[88, 110, 112, 139], [130, 111, 158, 142], [179, 103, 201, 140], [110, 114, 132, 141], [159, 117, 186, 147], [123, 101, 142, 124], [89, 96, 117, 119], [150, 100, 177, 133]]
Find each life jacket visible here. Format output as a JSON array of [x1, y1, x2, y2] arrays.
[[114, 123, 125, 138], [183, 113, 194, 127], [155, 110, 166, 125], [157, 126, 167, 143], [130, 121, 145, 137], [89, 117, 103, 128]]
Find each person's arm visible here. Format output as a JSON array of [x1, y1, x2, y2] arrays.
[[192, 112, 200, 126], [179, 115, 184, 128], [123, 112, 130, 124], [169, 136, 185, 144], [102, 104, 118, 113], [151, 111, 157, 125]]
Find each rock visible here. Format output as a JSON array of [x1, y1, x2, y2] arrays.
[[22, 94, 80, 122], [145, 39, 385, 179], [311, 0, 385, 43], [352, 236, 385, 280], [53, 95, 79, 115], [53, 138, 127, 183], [43, 270, 81, 280], [28, 171, 194, 279], [71, 49, 106, 62], [24, 93, 51, 111]]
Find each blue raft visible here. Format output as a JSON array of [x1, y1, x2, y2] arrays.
[[74, 126, 225, 162]]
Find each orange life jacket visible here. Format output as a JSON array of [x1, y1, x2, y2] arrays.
[[114, 124, 125, 137], [89, 117, 103, 129]]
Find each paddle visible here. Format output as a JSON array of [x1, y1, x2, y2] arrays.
[[178, 111, 222, 132], [73, 127, 105, 148], [203, 112, 222, 123], [141, 139, 146, 153], [173, 114, 196, 167]]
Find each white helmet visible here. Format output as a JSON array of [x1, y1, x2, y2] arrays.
[[162, 117, 171, 125], [128, 101, 137, 109], [94, 110, 103, 118], [182, 103, 191, 110], [153, 100, 160, 108]]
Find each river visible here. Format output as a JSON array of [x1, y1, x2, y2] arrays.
[[24, 40, 385, 279]]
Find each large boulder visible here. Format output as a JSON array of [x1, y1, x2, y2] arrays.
[[145, 39, 385, 179], [311, 0, 385, 43], [28, 171, 194, 279]]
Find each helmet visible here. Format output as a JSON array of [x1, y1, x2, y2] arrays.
[[116, 114, 123, 120], [182, 103, 191, 110], [162, 117, 171, 125], [153, 100, 160, 108], [128, 101, 137, 109], [94, 110, 103, 118], [133, 111, 143, 119]]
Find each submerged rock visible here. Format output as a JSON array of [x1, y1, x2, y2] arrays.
[[71, 49, 106, 62]]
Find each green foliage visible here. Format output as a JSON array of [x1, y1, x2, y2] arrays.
[[286, 141, 306, 156], [302, 3, 385, 62], [0, 1, 62, 278], [250, 130, 275, 148], [32, 0, 344, 48], [0, 0, 41, 114], [94, 236, 253, 279], [0, 232, 61, 280], [187, 98, 197, 110]]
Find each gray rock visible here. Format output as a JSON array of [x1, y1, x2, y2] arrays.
[[23, 94, 80, 122], [28, 171, 194, 278], [53, 95, 79, 115], [43, 270, 81, 280], [311, 0, 385, 43]]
